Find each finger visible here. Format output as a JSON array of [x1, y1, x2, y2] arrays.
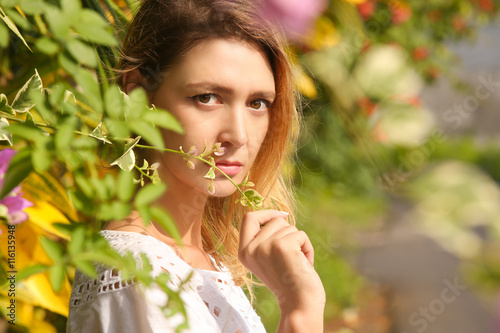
[[239, 210, 289, 248], [255, 222, 297, 243], [253, 218, 293, 241], [280, 230, 315, 266]]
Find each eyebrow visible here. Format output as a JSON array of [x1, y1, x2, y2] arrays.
[[185, 82, 276, 101]]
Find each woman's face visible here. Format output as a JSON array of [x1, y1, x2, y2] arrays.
[[151, 37, 275, 197]]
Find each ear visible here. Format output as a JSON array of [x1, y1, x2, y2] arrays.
[[122, 68, 145, 94]]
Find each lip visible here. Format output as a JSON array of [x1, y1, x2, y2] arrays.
[[215, 160, 243, 176]]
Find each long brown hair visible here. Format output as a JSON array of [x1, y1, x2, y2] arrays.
[[117, 0, 300, 289]]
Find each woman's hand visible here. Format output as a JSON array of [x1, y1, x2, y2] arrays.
[[238, 210, 326, 332]]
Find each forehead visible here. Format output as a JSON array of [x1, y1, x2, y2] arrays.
[[164, 37, 275, 92]]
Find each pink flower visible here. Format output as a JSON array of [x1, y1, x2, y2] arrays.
[[214, 147, 227, 157], [0, 149, 33, 226], [258, 0, 328, 41], [390, 4, 412, 25]]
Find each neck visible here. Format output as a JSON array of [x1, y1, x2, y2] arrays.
[[154, 176, 208, 250]]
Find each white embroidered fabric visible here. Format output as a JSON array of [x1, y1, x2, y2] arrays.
[[67, 230, 266, 333]]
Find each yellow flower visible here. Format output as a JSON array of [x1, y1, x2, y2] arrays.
[[305, 16, 341, 51], [344, 0, 367, 4], [0, 171, 77, 331]]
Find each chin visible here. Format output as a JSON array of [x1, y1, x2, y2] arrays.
[[207, 181, 239, 198]]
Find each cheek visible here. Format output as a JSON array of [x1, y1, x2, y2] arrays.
[[257, 115, 270, 146]]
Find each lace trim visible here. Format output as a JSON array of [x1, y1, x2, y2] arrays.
[[70, 267, 138, 307], [69, 230, 265, 332]]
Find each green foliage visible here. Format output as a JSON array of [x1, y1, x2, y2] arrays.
[[2, 0, 500, 331]]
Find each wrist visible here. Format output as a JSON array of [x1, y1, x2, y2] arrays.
[[278, 307, 324, 333]]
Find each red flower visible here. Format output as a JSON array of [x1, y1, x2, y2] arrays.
[[479, 0, 495, 12], [412, 47, 429, 61], [357, 1, 376, 21], [391, 4, 412, 25], [358, 97, 377, 116], [452, 16, 467, 32]]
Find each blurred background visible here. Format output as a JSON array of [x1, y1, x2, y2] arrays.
[[1, 0, 500, 332]]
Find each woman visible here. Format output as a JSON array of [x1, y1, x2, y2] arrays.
[[67, 0, 325, 332]]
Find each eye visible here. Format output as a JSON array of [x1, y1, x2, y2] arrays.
[[194, 94, 221, 105], [249, 100, 271, 111]]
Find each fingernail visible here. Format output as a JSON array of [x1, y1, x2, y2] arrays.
[[279, 211, 289, 215]]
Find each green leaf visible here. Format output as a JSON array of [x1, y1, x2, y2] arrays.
[[110, 201, 131, 220], [24, 111, 35, 126], [8, 122, 44, 141], [40, 237, 63, 263], [134, 183, 167, 207], [0, 117, 12, 146], [32, 136, 52, 172], [67, 189, 94, 212], [67, 38, 98, 68], [49, 264, 65, 292], [0, 148, 32, 199], [0, 7, 31, 51], [17, 264, 49, 281], [17, 0, 45, 15], [137, 205, 152, 227], [73, 68, 102, 113], [103, 118, 129, 139], [58, 51, 78, 76], [52, 223, 78, 236], [48, 84, 67, 111], [69, 226, 86, 255], [111, 147, 135, 172], [124, 88, 148, 120], [4, 8, 29, 30], [144, 108, 184, 134], [89, 122, 112, 144], [128, 121, 164, 149], [72, 251, 119, 268], [103, 173, 116, 198], [61, 0, 81, 23], [73, 259, 97, 278], [29, 91, 56, 125], [110, 136, 141, 172], [75, 174, 93, 197], [150, 206, 181, 244], [0, 21, 8, 48], [117, 170, 135, 202], [35, 37, 60, 55], [242, 189, 263, 208], [44, 4, 70, 39], [105, 84, 125, 119], [73, 9, 117, 46], [64, 89, 76, 104], [55, 117, 78, 150], [90, 177, 109, 201], [11, 69, 43, 113]]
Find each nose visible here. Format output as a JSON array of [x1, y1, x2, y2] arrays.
[[217, 105, 248, 148]]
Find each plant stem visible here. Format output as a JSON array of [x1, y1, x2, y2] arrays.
[[1, 114, 54, 129], [135, 143, 250, 204], [134, 164, 151, 180]]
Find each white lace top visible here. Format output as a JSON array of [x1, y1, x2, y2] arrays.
[[67, 230, 266, 333]]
